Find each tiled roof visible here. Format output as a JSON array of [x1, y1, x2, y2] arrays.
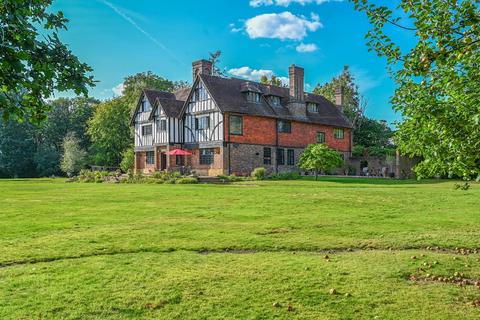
[[200, 74, 352, 128], [133, 75, 352, 129]]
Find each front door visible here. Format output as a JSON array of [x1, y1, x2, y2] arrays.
[[161, 153, 167, 170]]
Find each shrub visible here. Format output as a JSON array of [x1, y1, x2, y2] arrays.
[[218, 174, 247, 182], [120, 147, 135, 173], [177, 177, 198, 184], [251, 167, 266, 180], [268, 171, 301, 180]]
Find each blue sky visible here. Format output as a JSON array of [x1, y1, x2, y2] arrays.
[[51, 0, 406, 124]]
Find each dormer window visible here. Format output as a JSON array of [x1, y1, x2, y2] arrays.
[[307, 102, 319, 113], [246, 92, 261, 103], [269, 96, 281, 107]]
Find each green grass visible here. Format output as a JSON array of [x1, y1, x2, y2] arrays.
[[1, 178, 480, 319]]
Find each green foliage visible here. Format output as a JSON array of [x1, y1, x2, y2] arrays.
[[251, 167, 266, 180], [299, 144, 344, 179], [120, 147, 135, 173], [260, 75, 284, 87], [268, 171, 301, 180], [313, 66, 364, 128], [121, 72, 178, 110], [354, 117, 393, 148], [34, 145, 60, 177], [176, 177, 199, 184], [60, 133, 87, 177], [352, 0, 480, 180], [218, 174, 247, 182], [0, 119, 37, 178], [88, 99, 132, 166], [0, 0, 94, 123]]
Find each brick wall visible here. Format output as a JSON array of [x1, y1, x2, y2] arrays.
[[224, 113, 351, 152]]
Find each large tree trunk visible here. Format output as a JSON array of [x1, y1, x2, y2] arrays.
[[315, 170, 318, 180]]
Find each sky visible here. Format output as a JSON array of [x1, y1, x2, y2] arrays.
[[50, 0, 409, 124]]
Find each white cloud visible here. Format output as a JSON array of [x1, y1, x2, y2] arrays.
[[296, 42, 318, 53], [112, 83, 125, 96], [250, 0, 343, 7], [245, 11, 322, 41], [228, 66, 289, 86]]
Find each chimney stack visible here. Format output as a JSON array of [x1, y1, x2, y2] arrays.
[[289, 65, 305, 102], [192, 59, 213, 81], [335, 86, 344, 108]]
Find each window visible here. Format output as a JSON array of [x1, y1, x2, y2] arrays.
[[200, 148, 215, 165], [334, 128, 344, 139], [307, 102, 319, 113], [263, 147, 272, 165], [269, 96, 281, 107], [277, 148, 285, 165], [287, 149, 295, 165], [246, 92, 261, 103], [194, 88, 200, 101], [140, 100, 150, 112], [176, 155, 185, 166], [229, 115, 243, 135], [158, 119, 167, 131], [146, 151, 154, 165], [195, 116, 210, 130], [316, 132, 326, 144], [142, 124, 152, 136], [277, 120, 291, 133]]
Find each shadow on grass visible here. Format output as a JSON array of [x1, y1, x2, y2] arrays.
[[300, 176, 448, 185]]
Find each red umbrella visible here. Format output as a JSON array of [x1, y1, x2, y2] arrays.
[[167, 149, 192, 156]]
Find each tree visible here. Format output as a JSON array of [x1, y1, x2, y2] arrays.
[[0, 120, 37, 177], [39, 97, 97, 152], [120, 147, 135, 173], [354, 118, 394, 153], [314, 66, 365, 129], [298, 144, 344, 180], [88, 98, 132, 167], [0, 0, 94, 123], [351, 0, 480, 180], [121, 72, 177, 110], [208, 50, 226, 77], [60, 132, 86, 177], [260, 75, 283, 86]]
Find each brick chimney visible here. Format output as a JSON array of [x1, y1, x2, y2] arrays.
[[192, 59, 212, 81], [287, 64, 306, 117], [335, 86, 344, 109], [289, 65, 305, 102]]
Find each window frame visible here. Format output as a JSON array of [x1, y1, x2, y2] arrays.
[[199, 148, 215, 165], [316, 131, 326, 144], [287, 149, 295, 166], [263, 147, 272, 165], [195, 116, 210, 130], [307, 102, 319, 113], [277, 148, 285, 165], [158, 119, 167, 131], [277, 120, 292, 133], [270, 96, 281, 107], [146, 151, 155, 165], [141, 124, 152, 136], [334, 128, 345, 139], [246, 91, 261, 103], [229, 115, 243, 136]]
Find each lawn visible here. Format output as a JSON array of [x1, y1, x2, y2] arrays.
[[1, 178, 479, 319]]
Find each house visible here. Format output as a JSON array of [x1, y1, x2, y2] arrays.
[[132, 59, 352, 176]]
